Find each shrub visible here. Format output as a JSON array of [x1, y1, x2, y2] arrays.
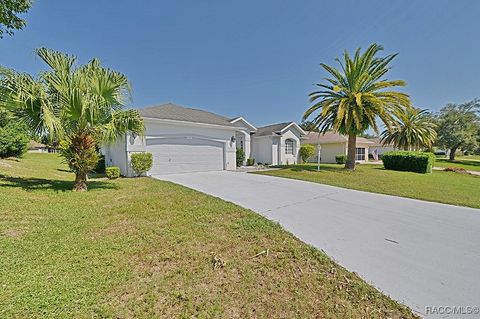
[[246, 158, 255, 166], [130, 152, 153, 176], [93, 154, 105, 173], [236, 148, 245, 167], [382, 151, 435, 173], [0, 121, 29, 158], [105, 166, 120, 179], [335, 154, 347, 164], [299, 144, 316, 163]]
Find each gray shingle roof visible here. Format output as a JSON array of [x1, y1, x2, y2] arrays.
[[138, 103, 235, 126], [254, 122, 292, 136]]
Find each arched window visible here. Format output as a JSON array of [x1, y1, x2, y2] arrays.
[[285, 139, 295, 154]]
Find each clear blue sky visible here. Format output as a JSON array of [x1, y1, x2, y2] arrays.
[[1, 0, 478, 126]]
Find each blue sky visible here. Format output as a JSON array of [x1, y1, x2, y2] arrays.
[[1, 0, 478, 126]]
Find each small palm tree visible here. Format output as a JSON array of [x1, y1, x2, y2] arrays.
[[304, 43, 411, 169], [380, 108, 437, 151], [0, 48, 144, 191]]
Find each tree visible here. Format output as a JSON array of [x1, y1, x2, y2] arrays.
[[0, 48, 144, 191], [380, 108, 437, 151], [299, 120, 319, 132], [0, 0, 32, 38], [435, 100, 480, 160], [304, 43, 411, 170], [299, 144, 315, 163], [0, 111, 29, 158]]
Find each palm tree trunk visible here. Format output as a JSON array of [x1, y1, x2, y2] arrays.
[[345, 133, 356, 170], [449, 146, 458, 161], [73, 171, 88, 191]]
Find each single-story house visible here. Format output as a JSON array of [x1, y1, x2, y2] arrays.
[[28, 140, 49, 153], [302, 131, 374, 163], [103, 103, 305, 176], [367, 138, 395, 160]]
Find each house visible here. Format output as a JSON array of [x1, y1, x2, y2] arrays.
[[251, 122, 306, 165], [28, 140, 49, 153], [103, 103, 305, 176], [367, 138, 395, 160], [302, 131, 374, 163]]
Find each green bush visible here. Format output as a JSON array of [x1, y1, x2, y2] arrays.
[[0, 121, 29, 158], [299, 144, 316, 163], [246, 158, 255, 166], [105, 166, 120, 179], [382, 151, 435, 173], [130, 152, 153, 176], [335, 154, 347, 164], [236, 148, 245, 167]]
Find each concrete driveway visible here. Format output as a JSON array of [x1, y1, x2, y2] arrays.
[[154, 171, 480, 318]]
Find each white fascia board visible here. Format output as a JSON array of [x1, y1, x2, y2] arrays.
[[229, 117, 257, 131], [280, 122, 306, 135], [143, 117, 246, 131]]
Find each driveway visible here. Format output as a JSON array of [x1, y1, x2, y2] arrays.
[[154, 171, 480, 318]]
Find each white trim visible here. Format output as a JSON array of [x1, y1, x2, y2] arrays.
[[280, 122, 306, 135], [143, 117, 245, 131], [145, 134, 228, 144], [229, 117, 257, 131]]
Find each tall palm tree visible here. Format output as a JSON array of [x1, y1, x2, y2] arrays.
[[304, 43, 411, 169], [0, 48, 144, 191], [380, 108, 437, 151]]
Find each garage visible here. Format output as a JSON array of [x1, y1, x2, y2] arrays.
[[146, 137, 224, 175]]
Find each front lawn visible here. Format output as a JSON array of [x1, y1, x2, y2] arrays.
[[435, 157, 480, 172], [255, 163, 480, 209], [0, 153, 416, 318]]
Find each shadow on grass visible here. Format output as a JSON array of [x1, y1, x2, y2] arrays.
[[0, 174, 117, 192], [437, 159, 480, 167]]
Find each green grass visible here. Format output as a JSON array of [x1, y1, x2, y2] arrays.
[[434, 157, 480, 172], [0, 153, 416, 318], [255, 163, 480, 209]]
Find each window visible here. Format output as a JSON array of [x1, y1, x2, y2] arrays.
[[355, 147, 366, 161], [285, 139, 294, 155]]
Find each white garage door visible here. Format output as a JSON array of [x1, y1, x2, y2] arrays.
[[146, 137, 224, 175]]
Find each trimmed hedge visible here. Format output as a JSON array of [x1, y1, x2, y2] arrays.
[[335, 154, 347, 164], [131, 152, 153, 176], [236, 148, 245, 167], [106, 166, 120, 179], [246, 158, 255, 166], [382, 151, 435, 174]]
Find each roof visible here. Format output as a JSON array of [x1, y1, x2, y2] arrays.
[[254, 122, 305, 137], [368, 137, 392, 147], [138, 103, 236, 127], [303, 131, 374, 145]]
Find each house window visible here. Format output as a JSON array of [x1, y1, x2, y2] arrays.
[[285, 139, 294, 155], [355, 147, 365, 161]]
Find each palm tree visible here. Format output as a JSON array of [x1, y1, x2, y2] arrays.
[[0, 48, 144, 191], [380, 108, 437, 151], [303, 43, 411, 170]]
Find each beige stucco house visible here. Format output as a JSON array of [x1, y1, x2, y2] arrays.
[[302, 131, 374, 163]]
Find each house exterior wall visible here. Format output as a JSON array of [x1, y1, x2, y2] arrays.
[[251, 136, 274, 164], [279, 129, 301, 165], [316, 143, 346, 163], [103, 135, 129, 176]]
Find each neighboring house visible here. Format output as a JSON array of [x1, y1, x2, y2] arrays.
[[367, 138, 395, 160], [302, 131, 373, 163], [251, 122, 306, 165], [28, 140, 48, 153], [103, 103, 304, 176]]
